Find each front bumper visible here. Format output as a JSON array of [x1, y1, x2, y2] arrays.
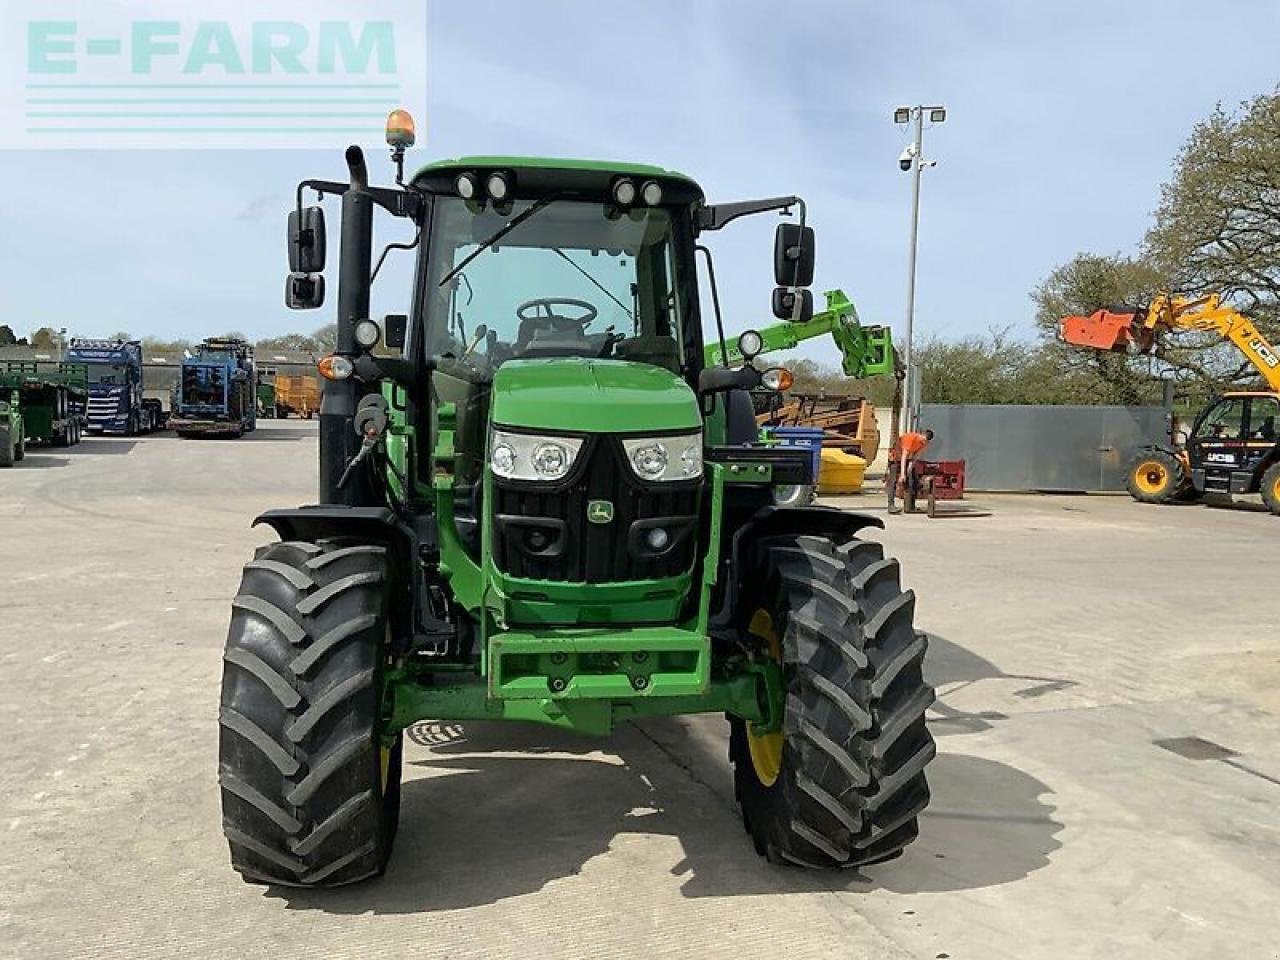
[[170, 418, 237, 434], [384, 623, 774, 736]]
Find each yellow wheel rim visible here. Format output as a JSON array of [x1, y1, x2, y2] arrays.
[[1133, 461, 1168, 495], [379, 745, 391, 793], [1272, 475, 1280, 502], [746, 609, 784, 787]]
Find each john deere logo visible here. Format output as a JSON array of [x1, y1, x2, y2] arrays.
[[587, 500, 614, 524]]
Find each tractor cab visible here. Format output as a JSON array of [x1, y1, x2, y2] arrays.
[[1186, 390, 1280, 496]]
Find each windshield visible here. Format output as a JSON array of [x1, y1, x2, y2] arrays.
[[423, 197, 686, 375], [84, 362, 127, 385], [182, 365, 226, 406], [1194, 397, 1246, 440]]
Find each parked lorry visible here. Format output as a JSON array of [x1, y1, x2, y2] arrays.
[[217, 115, 936, 886], [66, 338, 163, 435], [274, 373, 320, 418], [170, 338, 257, 438], [0, 387, 23, 467], [0, 361, 88, 448]]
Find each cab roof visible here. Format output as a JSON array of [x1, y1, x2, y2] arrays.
[[411, 155, 703, 203], [415, 155, 697, 184]]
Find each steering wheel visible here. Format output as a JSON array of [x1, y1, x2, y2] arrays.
[[516, 297, 598, 328], [514, 297, 599, 352]]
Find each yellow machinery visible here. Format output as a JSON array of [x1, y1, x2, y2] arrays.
[[1060, 294, 1280, 513]]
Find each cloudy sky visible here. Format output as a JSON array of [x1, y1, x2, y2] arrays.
[[1, 0, 1277, 367]]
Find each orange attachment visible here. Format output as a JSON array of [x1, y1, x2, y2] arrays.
[[1059, 309, 1154, 353]]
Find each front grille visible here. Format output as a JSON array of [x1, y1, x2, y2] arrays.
[[492, 436, 700, 584]]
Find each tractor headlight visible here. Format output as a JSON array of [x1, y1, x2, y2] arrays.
[[622, 432, 702, 482], [489, 429, 584, 482]]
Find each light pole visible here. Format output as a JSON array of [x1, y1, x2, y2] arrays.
[[893, 104, 945, 430]]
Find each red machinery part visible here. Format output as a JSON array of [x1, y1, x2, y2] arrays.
[[911, 459, 965, 500], [1059, 309, 1154, 353]]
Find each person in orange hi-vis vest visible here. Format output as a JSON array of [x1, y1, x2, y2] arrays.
[[887, 428, 933, 514]]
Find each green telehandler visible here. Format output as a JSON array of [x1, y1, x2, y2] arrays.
[[218, 115, 935, 886]]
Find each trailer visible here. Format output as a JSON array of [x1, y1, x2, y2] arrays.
[[0, 361, 88, 448], [170, 338, 257, 438], [274, 373, 320, 418], [65, 339, 162, 435]]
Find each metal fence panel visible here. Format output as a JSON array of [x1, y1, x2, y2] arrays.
[[918, 404, 1169, 492]]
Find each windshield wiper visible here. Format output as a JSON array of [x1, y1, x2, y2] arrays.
[[438, 193, 563, 288], [552, 248, 634, 320]]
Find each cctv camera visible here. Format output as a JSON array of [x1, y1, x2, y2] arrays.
[[898, 144, 916, 172]]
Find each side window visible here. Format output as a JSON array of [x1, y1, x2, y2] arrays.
[[1247, 396, 1280, 441], [1195, 398, 1247, 440]]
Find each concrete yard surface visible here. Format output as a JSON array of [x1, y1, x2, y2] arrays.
[[1, 419, 1277, 959]]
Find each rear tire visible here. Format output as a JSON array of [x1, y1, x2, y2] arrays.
[[219, 538, 402, 887], [1262, 463, 1280, 516], [730, 535, 935, 868], [14, 435, 24, 462], [1125, 449, 1186, 504], [0, 427, 13, 467]]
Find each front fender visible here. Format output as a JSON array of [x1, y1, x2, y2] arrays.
[[710, 505, 882, 631], [253, 505, 411, 549]]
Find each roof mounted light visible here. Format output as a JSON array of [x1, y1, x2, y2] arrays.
[[385, 109, 416, 185], [612, 178, 637, 206], [641, 180, 663, 206], [455, 171, 479, 200], [385, 109, 416, 149], [486, 171, 513, 202]]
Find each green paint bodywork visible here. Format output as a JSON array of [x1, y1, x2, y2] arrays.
[[0, 362, 87, 445], [364, 156, 873, 742], [490, 358, 701, 433], [706, 288, 896, 378]]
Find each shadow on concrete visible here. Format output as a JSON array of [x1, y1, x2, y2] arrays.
[[266, 713, 1061, 914], [8, 453, 70, 469], [66, 438, 139, 455], [242, 428, 309, 442], [925, 632, 1078, 738]]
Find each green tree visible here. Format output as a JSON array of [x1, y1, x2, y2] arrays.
[[1143, 88, 1280, 385], [0, 325, 19, 347], [256, 332, 320, 353], [141, 336, 191, 353], [29, 327, 57, 350], [1030, 252, 1168, 404], [311, 323, 338, 352]]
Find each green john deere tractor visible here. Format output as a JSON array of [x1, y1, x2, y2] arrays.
[[218, 118, 935, 886]]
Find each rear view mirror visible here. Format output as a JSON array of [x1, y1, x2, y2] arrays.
[[384, 314, 408, 349], [771, 287, 814, 323], [774, 223, 815, 287], [288, 206, 327, 273], [286, 272, 325, 310]]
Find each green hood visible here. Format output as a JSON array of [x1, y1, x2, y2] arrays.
[[491, 359, 700, 434]]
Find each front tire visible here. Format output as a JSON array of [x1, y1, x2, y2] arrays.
[[1262, 462, 1280, 516], [219, 538, 402, 887], [0, 427, 13, 467], [730, 535, 935, 868], [1126, 450, 1186, 504]]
